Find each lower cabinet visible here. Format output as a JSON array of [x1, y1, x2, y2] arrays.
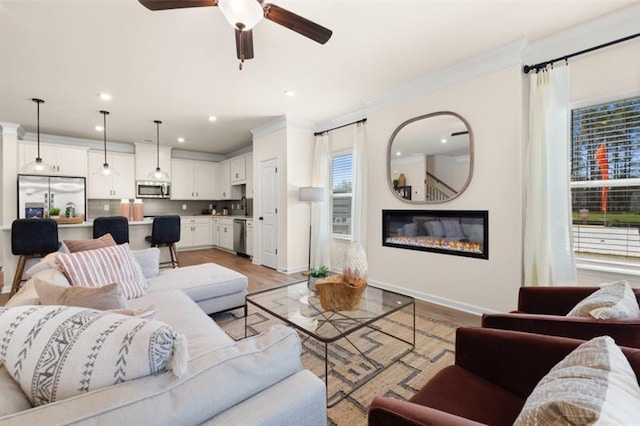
[[176, 217, 212, 250], [212, 217, 234, 251]]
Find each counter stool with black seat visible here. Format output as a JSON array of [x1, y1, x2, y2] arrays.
[[145, 215, 180, 268], [10, 218, 59, 297], [93, 216, 129, 244]]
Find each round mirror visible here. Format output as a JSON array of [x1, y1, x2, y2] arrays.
[[387, 111, 473, 203]]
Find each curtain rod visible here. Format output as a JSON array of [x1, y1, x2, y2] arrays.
[[314, 118, 367, 136], [523, 32, 640, 74]]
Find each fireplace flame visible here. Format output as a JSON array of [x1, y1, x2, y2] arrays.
[[385, 236, 482, 254]]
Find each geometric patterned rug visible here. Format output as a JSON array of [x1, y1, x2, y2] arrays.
[[212, 308, 457, 425]]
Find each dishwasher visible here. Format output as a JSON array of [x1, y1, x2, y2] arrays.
[[233, 219, 246, 256]]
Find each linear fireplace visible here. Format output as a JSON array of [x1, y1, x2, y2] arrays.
[[382, 210, 488, 259]]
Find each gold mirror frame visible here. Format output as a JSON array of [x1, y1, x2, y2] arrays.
[[387, 111, 474, 204]]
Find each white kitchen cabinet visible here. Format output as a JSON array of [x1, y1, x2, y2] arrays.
[[212, 218, 221, 246], [246, 219, 254, 256], [245, 154, 254, 198], [230, 156, 246, 184], [171, 159, 217, 200], [217, 161, 241, 200], [87, 151, 135, 199], [218, 218, 234, 251], [135, 142, 171, 181], [19, 141, 88, 177], [176, 217, 212, 250]]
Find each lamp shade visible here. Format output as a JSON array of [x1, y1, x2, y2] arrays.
[[218, 0, 264, 30], [299, 187, 325, 202]]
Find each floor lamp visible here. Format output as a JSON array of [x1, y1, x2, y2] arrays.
[[299, 187, 325, 272]]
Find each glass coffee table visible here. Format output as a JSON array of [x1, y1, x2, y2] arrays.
[[245, 281, 415, 407]]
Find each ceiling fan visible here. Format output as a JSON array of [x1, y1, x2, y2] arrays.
[[139, 0, 332, 69]]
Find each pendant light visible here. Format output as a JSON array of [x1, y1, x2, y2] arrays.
[[23, 98, 56, 173], [93, 110, 118, 176], [148, 120, 170, 181]]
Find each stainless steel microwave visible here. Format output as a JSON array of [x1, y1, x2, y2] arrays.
[[136, 181, 170, 199]]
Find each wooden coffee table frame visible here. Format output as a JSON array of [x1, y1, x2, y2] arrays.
[[245, 282, 416, 407]]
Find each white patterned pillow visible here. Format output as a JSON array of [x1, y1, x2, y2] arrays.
[[0, 305, 188, 407], [56, 243, 146, 299], [514, 336, 640, 425], [567, 281, 640, 319]]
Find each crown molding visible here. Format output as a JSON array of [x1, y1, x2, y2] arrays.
[[0, 122, 24, 137], [21, 131, 134, 154], [172, 149, 226, 162], [251, 115, 314, 139], [523, 3, 640, 66]]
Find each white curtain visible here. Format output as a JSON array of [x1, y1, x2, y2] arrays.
[[311, 133, 331, 269], [351, 122, 367, 246], [524, 65, 577, 286]]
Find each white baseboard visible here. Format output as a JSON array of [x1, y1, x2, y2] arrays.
[[368, 279, 494, 317]]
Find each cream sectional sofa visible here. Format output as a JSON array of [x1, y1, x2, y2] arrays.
[[0, 250, 327, 425]]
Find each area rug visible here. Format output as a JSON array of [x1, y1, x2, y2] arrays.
[[212, 307, 457, 426]]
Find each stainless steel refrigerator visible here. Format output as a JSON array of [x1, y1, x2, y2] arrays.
[[17, 174, 86, 219]]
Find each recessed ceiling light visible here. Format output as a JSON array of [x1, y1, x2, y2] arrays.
[[99, 92, 112, 101], [177, 137, 185, 143], [284, 90, 295, 97], [441, 138, 447, 144], [208, 115, 217, 122], [396, 151, 401, 156], [95, 125, 104, 132]]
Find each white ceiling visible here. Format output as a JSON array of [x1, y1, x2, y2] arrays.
[[0, 0, 636, 155]]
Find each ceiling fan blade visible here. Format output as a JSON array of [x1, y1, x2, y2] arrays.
[[235, 29, 255, 60], [263, 3, 332, 45], [138, 0, 217, 11]]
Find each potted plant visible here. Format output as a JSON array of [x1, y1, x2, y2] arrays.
[[308, 265, 329, 291], [49, 207, 60, 218]]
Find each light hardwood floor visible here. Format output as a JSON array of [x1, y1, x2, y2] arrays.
[[1, 248, 481, 327]]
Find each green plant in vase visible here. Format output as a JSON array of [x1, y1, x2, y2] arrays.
[[49, 207, 60, 218], [308, 265, 329, 291]]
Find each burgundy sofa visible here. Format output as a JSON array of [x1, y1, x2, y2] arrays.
[[481, 286, 640, 348], [367, 327, 640, 426]]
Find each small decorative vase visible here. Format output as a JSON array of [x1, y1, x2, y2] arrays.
[[398, 173, 406, 187], [308, 277, 319, 292]]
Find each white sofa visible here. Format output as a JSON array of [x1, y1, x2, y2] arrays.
[[0, 250, 327, 425]]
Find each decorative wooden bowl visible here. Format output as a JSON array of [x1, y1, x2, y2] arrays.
[[54, 215, 84, 224], [315, 275, 367, 311]]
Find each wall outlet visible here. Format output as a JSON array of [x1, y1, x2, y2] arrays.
[[182, 204, 187, 210], [103, 204, 110, 211]]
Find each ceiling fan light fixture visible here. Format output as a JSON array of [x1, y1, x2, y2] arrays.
[[218, 0, 263, 30]]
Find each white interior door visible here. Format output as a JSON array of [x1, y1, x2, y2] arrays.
[[259, 158, 278, 269]]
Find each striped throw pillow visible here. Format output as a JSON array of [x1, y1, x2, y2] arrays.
[[63, 233, 116, 253], [56, 244, 146, 299], [514, 336, 640, 425], [567, 281, 640, 319], [0, 305, 187, 407]]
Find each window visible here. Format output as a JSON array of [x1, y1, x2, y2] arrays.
[[331, 152, 353, 237], [570, 96, 640, 263]]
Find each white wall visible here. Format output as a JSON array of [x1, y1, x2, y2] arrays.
[[365, 65, 524, 314]]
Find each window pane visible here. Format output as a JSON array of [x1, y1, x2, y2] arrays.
[[332, 153, 352, 236], [570, 97, 640, 263]]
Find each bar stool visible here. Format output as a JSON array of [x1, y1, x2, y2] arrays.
[[10, 218, 59, 296], [93, 216, 129, 244], [145, 215, 180, 268]]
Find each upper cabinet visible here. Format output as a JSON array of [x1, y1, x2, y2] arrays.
[[217, 160, 241, 200], [18, 141, 88, 177], [230, 156, 246, 184], [87, 151, 135, 199], [170, 159, 217, 200], [135, 142, 171, 181]]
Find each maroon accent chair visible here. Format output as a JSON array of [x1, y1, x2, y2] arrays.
[[482, 286, 640, 348], [368, 327, 640, 426]]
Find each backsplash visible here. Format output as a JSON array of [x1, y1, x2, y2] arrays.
[[87, 198, 253, 220]]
